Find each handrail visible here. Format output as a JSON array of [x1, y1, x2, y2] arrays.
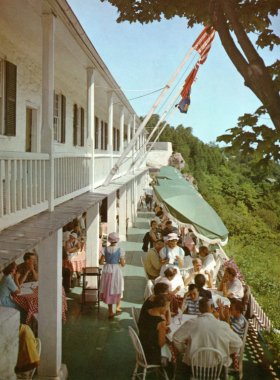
[[0, 152, 49, 160]]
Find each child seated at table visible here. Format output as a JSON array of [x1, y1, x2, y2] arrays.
[[217, 298, 245, 339], [155, 267, 181, 295], [180, 284, 202, 315], [217, 298, 246, 338]]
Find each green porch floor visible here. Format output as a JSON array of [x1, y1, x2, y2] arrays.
[[62, 211, 275, 380]]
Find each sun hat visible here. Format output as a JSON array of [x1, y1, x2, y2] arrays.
[[108, 232, 120, 243], [70, 232, 78, 239], [167, 233, 179, 241]]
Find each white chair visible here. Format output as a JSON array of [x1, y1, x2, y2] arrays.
[[132, 306, 140, 335], [144, 280, 154, 301], [140, 257, 149, 281], [225, 318, 249, 379], [128, 326, 169, 380], [191, 347, 223, 380], [31, 338, 41, 379]]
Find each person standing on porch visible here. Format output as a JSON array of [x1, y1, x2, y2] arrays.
[[99, 232, 126, 319], [145, 182, 154, 211]]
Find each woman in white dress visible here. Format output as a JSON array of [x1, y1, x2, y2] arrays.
[[99, 232, 125, 318]]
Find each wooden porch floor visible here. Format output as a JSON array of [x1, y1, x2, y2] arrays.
[[62, 210, 275, 380]]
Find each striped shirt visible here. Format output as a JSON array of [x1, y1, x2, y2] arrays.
[[230, 314, 246, 338], [183, 296, 202, 315]]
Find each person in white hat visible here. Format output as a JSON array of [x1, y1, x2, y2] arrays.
[[99, 232, 126, 319], [65, 232, 81, 258], [158, 233, 185, 288]]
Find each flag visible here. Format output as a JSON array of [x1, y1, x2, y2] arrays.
[[192, 26, 215, 64], [177, 88, 191, 114], [181, 63, 200, 99]]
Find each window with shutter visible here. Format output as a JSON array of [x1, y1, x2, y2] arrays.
[[5, 61, 17, 136], [53, 93, 59, 141], [73, 104, 78, 146], [61, 95, 66, 143], [105, 122, 108, 150], [81, 107, 84, 147], [94, 116, 99, 149], [117, 129, 120, 151], [101, 120, 104, 150]]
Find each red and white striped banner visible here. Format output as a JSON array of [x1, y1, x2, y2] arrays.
[[192, 27, 215, 64]]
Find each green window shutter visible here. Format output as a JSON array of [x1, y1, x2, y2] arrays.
[[117, 129, 120, 151], [81, 107, 85, 147], [73, 104, 78, 146], [94, 116, 99, 149], [101, 120, 104, 150], [5, 61, 17, 136], [105, 122, 108, 150], [61, 94, 66, 143]]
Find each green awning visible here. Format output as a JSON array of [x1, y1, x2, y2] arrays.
[[153, 184, 228, 245]]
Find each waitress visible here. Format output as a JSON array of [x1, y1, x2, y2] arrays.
[[99, 232, 125, 319]]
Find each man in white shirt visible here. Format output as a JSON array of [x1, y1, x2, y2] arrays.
[[145, 183, 154, 211], [184, 258, 213, 288], [218, 267, 244, 300], [173, 298, 242, 367], [199, 246, 216, 274]]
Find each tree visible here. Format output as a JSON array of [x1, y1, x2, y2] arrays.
[[102, 0, 280, 160]]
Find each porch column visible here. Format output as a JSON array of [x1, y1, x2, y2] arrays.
[[119, 185, 127, 241], [38, 229, 65, 378], [87, 67, 95, 190], [108, 92, 114, 169], [119, 105, 124, 154], [133, 178, 137, 222], [107, 192, 117, 234], [86, 203, 99, 267], [41, 13, 55, 211], [126, 180, 132, 228], [132, 115, 136, 174]]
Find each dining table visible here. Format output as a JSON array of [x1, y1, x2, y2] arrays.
[[70, 250, 87, 273], [13, 281, 68, 324]]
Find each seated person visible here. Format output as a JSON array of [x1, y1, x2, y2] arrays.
[[17, 252, 38, 285], [199, 246, 215, 273], [217, 299, 246, 338], [155, 267, 181, 295], [79, 212, 86, 235], [65, 232, 81, 258], [162, 221, 179, 237], [138, 283, 170, 329], [15, 324, 40, 378], [71, 224, 81, 238], [173, 298, 242, 367], [149, 220, 162, 248], [177, 237, 191, 257], [181, 284, 202, 315], [218, 267, 244, 300], [144, 241, 165, 280], [0, 262, 27, 323], [184, 229, 197, 255], [194, 274, 212, 299], [184, 258, 213, 288], [138, 294, 171, 365], [153, 210, 168, 228], [63, 222, 74, 246]]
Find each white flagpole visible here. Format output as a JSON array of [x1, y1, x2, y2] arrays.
[[102, 46, 195, 187], [124, 83, 185, 176], [135, 106, 180, 170]]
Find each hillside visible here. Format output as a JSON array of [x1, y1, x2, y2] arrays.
[[143, 114, 280, 328]]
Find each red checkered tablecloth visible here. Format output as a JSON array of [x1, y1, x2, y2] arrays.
[[14, 287, 68, 324], [71, 251, 86, 272]]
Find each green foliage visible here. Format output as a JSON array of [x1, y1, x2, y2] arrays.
[[144, 114, 280, 329]]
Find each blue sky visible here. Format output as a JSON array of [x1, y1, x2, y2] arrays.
[[68, 0, 280, 145]]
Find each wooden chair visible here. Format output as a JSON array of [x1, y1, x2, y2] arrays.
[[225, 318, 249, 379], [81, 267, 102, 312], [128, 326, 169, 380], [191, 347, 223, 380], [131, 306, 140, 335]]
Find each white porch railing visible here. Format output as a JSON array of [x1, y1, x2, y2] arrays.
[[54, 153, 91, 205], [0, 152, 49, 230]]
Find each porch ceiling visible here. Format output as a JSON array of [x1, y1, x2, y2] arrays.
[[0, 192, 105, 271]]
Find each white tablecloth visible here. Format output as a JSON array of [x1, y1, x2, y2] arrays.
[[166, 315, 197, 341]]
